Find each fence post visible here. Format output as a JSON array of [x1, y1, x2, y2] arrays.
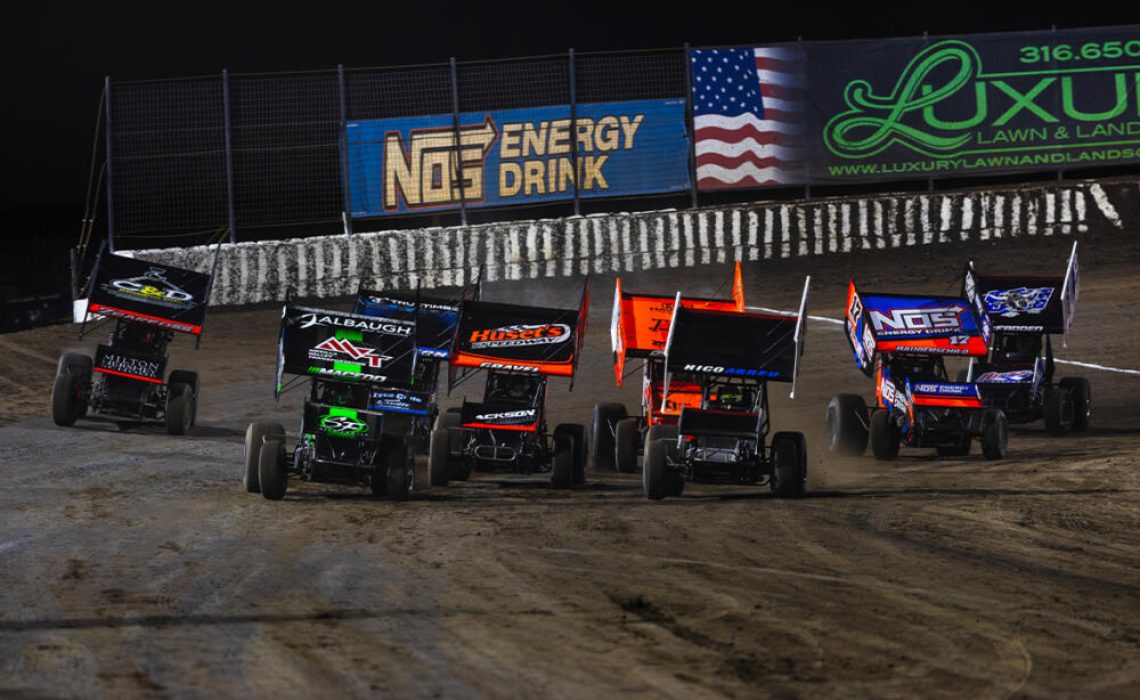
[[222, 69, 238, 243], [338, 64, 354, 234], [449, 57, 468, 227], [683, 43, 699, 209], [103, 76, 116, 253], [569, 48, 580, 216]]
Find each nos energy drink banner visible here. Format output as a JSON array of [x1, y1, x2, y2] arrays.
[[346, 98, 690, 217]]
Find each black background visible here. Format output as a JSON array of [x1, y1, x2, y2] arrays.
[[0, 3, 1133, 308]]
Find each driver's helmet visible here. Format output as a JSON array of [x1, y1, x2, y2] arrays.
[[710, 385, 749, 410], [489, 374, 531, 402]]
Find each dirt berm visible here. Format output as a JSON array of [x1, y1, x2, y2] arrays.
[[1, 231, 1138, 698]]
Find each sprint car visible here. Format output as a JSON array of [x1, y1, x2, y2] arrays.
[[962, 241, 1090, 435], [429, 281, 590, 489], [593, 262, 745, 473], [641, 278, 810, 500], [827, 280, 1008, 460], [355, 286, 465, 452], [243, 304, 421, 501], [51, 253, 212, 434]]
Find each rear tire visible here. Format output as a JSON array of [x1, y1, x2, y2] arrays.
[[555, 423, 589, 486], [435, 412, 469, 480], [429, 427, 452, 487], [168, 370, 200, 428], [614, 417, 640, 474], [1059, 377, 1091, 432], [244, 421, 285, 493], [385, 441, 415, 501], [771, 431, 807, 498], [1044, 388, 1073, 436], [643, 437, 670, 501], [258, 439, 288, 500], [550, 434, 574, 490], [981, 409, 1008, 460], [57, 352, 92, 377], [826, 394, 868, 456], [165, 383, 194, 435], [591, 403, 626, 470], [51, 373, 83, 427], [870, 409, 900, 461]]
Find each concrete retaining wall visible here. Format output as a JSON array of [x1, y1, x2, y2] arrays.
[[127, 179, 1135, 306]]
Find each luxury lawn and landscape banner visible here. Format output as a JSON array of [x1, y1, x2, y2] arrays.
[[693, 25, 1140, 190], [346, 99, 690, 218]]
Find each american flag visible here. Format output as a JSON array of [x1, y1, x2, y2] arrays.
[[692, 47, 806, 190]]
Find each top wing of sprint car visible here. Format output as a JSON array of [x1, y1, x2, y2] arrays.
[[355, 289, 461, 360], [449, 280, 589, 381], [84, 254, 212, 336], [963, 241, 1079, 343], [275, 304, 418, 398], [663, 276, 810, 399], [845, 279, 991, 376], [610, 261, 745, 386]]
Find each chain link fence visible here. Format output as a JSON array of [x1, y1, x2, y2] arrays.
[[105, 49, 689, 250]]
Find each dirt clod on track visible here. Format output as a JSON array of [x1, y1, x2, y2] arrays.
[[2, 233, 1139, 697]]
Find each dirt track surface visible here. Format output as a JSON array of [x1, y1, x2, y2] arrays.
[[2, 233, 1139, 698]]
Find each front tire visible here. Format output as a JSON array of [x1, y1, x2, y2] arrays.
[[981, 409, 1008, 460], [591, 403, 627, 470], [870, 409, 900, 461], [826, 394, 868, 456], [1059, 377, 1091, 432], [258, 439, 288, 500], [614, 417, 640, 474]]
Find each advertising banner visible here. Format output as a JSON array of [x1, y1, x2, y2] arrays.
[[695, 25, 1140, 190], [277, 305, 417, 386], [346, 98, 690, 217], [87, 254, 211, 335]]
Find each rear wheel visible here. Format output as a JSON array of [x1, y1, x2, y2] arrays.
[[591, 403, 627, 470], [643, 438, 669, 501], [550, 434, 574, 490], [165, 383, 195, 435], [258, 439, 288, 500], [244, 421, 285, 493], [1059, 377, 1091, 432], [435, 412, 469, 480], [981, 409, 1008, 460], [555, 423, 589, 486], [771, 431, 807, 498], [826, 394, 868, 456], [1044, 388, 1073, 436], [57, 352, 92, 377], [51, 373, 84, 427], [614, 417, 640, 474], [429, 427, 452, 487], [869, 409, 900, 461], [385, 441, 415, 501], [168, 370, 200, 428]]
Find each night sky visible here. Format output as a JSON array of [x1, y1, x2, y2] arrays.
[[0, 2, 1132, 300]]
